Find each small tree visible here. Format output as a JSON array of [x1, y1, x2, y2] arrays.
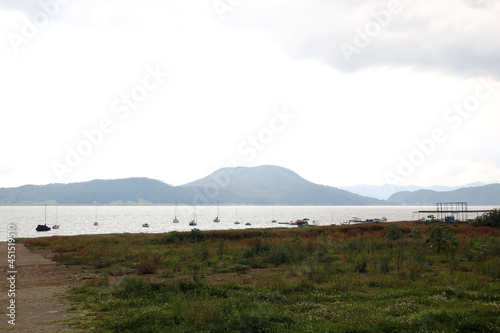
[[425, 216, 457, 253]]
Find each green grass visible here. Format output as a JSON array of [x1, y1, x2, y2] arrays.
[[24, 222, 500, 332]]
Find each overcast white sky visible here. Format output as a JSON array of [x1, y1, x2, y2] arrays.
[[1, 0, 500, 188]]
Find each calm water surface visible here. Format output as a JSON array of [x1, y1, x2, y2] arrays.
[[1, 205, 496, 241]]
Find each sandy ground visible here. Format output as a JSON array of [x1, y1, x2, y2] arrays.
[[0, 241, 86, 332]]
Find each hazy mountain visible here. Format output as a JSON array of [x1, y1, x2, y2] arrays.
[[181, 165, 384, 205], [387, 184, 500, 205], [0, 165, 385, 205], [340, 182, 487, 200], [0, 178, 198, 205]]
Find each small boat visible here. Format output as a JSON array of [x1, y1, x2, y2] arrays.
[[245, 222, 251, 226], [214, 200, 220, 222], [142, 223, 149, 228], [36, 224, 51, 231], [271, 220, 277, 223], [234, 221, 240, 224], [36, 205, 51, 232], [189, 204, 198, 226], [173, 198, 179, 223], [94, 205, 99, 226], [52, 205, 60, 229]]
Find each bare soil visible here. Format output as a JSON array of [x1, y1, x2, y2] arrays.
[[0, 241, 88, 332]]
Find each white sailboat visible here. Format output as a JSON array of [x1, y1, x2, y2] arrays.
[[213, 200, 220, 222], [234, 205, 240, 225], [173, 198, 179, 223], [189, 203, 197, 226], [52, 205, 60, 229], [94, 205, 99, 226]]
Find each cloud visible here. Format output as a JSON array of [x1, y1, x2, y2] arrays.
[[0, 0, 41, 14], [222, 0, 500, 78]]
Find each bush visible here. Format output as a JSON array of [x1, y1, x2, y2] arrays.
[[189, 229, 206, 242], [385, 224, 403, 241], [473, 209, 500, 227], [137, 259, 159, 275]]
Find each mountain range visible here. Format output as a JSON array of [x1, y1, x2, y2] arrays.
[[339, 182, 487, 200], [1, 165, 498, 206], [387, 184, 500, 206], [0, 166, 383, 205]]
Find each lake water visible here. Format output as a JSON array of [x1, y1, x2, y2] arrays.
[[1, 205, 496, 241]]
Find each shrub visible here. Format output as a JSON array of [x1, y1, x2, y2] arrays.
[[137, 259, 159, 275], [385, 224, 403, 241], [189, 228, 206, 242], [408, 229, 422, 239], [473, 208, 500, 227]]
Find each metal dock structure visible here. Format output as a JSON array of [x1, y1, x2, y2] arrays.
[[412, 202, 493, 222]]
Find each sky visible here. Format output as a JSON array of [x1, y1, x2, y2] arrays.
[[1, 0, 500, 189]]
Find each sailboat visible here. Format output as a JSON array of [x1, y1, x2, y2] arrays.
[[173, 198, 179, 223], [94, 205, 99, 226], [213, 200, 220, 222], [52, 205, 60, 229], [234, 205, 240, 225], [189, 203, 197, 226], [36, 204, 51, 232], [271, 205, 277, 223]]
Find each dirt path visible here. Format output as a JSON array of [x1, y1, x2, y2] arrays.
[[0, 241, 85, 332]]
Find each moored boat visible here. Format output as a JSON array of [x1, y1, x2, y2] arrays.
[[36, 204, 51, 232]]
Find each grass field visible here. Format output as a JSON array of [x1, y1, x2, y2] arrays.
[[24, 221, 500, 332]]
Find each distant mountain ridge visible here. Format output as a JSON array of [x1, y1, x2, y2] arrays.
[[387, 184, 500, 205], [340, 182, 487, 200], [0, 165, 384, 206]]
